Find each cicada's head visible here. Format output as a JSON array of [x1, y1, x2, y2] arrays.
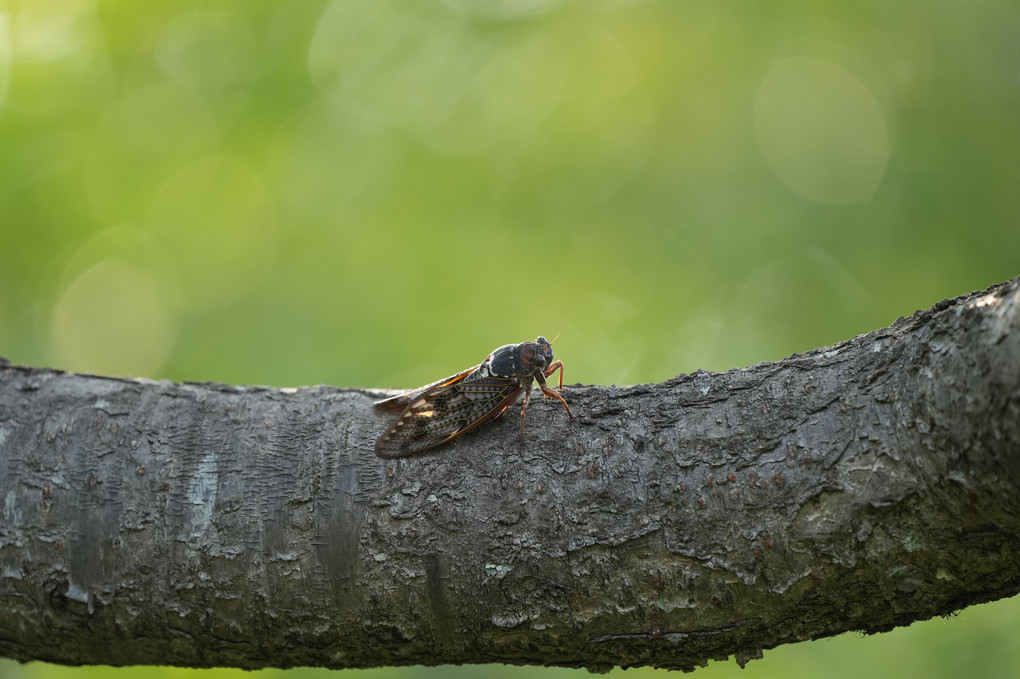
[[532, 336, 554, 374]]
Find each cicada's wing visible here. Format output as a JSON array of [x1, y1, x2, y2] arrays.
[[374, 376, 522, 458], [373, 366, 479, 412]]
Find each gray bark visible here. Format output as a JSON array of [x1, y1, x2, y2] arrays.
[[1, 278, 1018, 673]]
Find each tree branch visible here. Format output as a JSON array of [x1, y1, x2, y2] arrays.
[[1, 278, 1018, 672]]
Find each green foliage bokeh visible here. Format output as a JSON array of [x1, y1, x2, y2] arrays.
[[0, 1, 1017, 678]]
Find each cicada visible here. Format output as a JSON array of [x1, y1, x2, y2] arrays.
[[374, 336, 574, 458]]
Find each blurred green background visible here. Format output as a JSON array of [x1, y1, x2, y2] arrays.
[[1, 0, 1018, 677]]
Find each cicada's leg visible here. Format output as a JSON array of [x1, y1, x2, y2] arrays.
[[535, 369, 574, 421], [543, 360, 565, 389], [519, 388, 532, 437]]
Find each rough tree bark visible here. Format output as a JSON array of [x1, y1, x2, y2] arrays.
[[1, 278, 1018, 673]]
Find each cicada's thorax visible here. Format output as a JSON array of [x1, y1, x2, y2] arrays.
[[476, 337, 554, 381]]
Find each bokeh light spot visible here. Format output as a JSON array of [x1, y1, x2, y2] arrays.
[[155, 10, 264, 93], [420, 31, 568, 155], [50, 259, 174, 377], [0, 13, 10, 114], [9, 0, 95, 63], [440, 0, 563, 21], [308, 1, 475, 128], [754, 57, 889, 204]]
